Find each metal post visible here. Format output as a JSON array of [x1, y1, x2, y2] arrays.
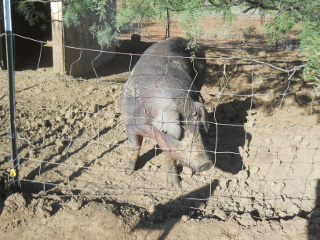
[[166, 8, 170, 39], [3, 0, 20, 190]]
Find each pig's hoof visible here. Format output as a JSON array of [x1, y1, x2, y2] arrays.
[[167, 174, 182, 189], [123, 161, 135, 175]]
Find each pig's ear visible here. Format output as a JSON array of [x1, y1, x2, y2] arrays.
[[153, 109, 182, 140], [194, 102, 210, 132]]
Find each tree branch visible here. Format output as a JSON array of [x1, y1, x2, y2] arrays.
[[22, 0, 62, 3], [207, 0, 279, 12]]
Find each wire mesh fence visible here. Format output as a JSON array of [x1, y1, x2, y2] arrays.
[[0, 32, 320, 238]]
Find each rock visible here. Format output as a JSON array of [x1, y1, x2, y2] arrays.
[[238, 170, 249, 180], [148, 205, 156, 214], [183, 167, 193, 175], [181, 215, 189, 221], [68, 198, 82, 211], [29, 150, 35, 159], [235, 213, 255, 227], [249, 166, 260, 174], [285, 200, 300, 215], [293, 135, 303, 144], [3, 193, 27, 214], [89, 103, 99, 113], [213, 208, 227, 220], [65, 110, 74, 120]]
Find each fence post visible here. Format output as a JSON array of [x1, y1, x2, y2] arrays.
[[3, 0, 20, 190], [50, 1, 65, 74]]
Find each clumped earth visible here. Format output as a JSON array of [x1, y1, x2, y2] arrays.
[[1, 15, 320, 240]]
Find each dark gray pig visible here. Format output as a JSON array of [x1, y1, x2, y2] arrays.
[[119, 37, 212, 188]]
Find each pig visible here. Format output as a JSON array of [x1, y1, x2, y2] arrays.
[[119, 37, 212, 188]]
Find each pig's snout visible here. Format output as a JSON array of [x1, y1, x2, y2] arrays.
[[189, 158, 213, 173], [186, 149, 213, 173], [197, 161, 213, 172]]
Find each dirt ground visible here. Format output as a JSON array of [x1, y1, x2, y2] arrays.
[[1, 13, 320, 240]]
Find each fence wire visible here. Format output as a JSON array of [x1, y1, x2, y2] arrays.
[[0, 33, 319, 235]]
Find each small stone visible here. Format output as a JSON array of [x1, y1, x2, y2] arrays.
[[68, 198, 82, 211], [236, 213, 255, 227], [56, 140, 64, 146], [65, 111, 74, 120], [148, 205, 156, 214], [213, 208, 227, 220], [250, 166, 260, 174], [183, 167, 193, 175], [29, 150, 35, 159], [150, 165, 159, 172], [265, 138, 273, 145], [278, 211, 287, 218], [238, 170, 249, 180], [181, 215, 189, 221], [89, 103, 99, 113], [219, 179, 228, 189], [293, 135, 303, 143]]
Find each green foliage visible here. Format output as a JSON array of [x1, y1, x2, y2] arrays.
[[263, 11, 297, 44], [300, 21, 320, 91], [63, 0, 98, 27], [208, 0, 235, 23], [116, 0, 207, 49], [62, 0, 116, 48], [89, 23, 119, 48], [116, 0, 164, 31], [6, 0, 320, 90], [14, 2, 47, 30], [209, 0, 320, 92], [176, 1, 205, 49]]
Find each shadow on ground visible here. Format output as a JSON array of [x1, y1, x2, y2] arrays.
[[205, 98, 252, 174], [308, 180, 320, 240], [132, 179, 220, 240]]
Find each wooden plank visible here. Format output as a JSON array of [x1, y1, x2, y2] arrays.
[[50, 1, 65, 74]]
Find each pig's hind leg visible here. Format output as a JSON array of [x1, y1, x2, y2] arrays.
[[124, 128, 143, 175]]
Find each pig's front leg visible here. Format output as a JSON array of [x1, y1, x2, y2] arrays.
[[124, 128, 143, 175], [166, 157, 181, 189]]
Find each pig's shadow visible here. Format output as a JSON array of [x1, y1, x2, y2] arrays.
[[308, 179, 320, 239], [135, 98, 252, 175], [205, 97, 252, 174], [132, 179, 220, 240], [135, 147, 163, 171]]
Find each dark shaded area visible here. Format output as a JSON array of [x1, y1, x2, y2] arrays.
[[133, 179, 220, 240], [9, 3, 53, 70], [308, 180, 320, 240], [89, 40, 154, 80], [205, 98, 252, 174], [135, 147, 163, 171], [204, 45, 319, 122]]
